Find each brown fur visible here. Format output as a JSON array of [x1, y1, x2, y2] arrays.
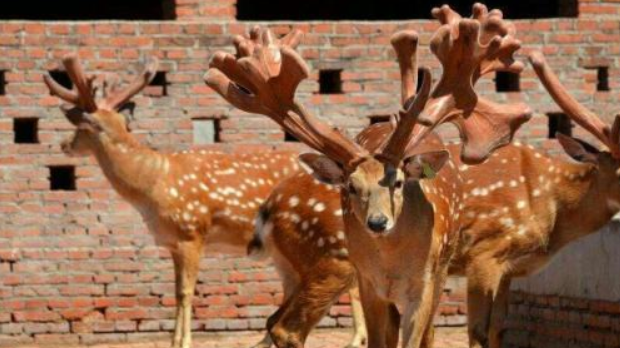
[[256, 124, 465, 348], [260, 138, 620, 348]]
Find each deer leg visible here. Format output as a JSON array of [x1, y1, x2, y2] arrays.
[[254, 276, 299, 348], [346, 286, 368, 348], [466, 260, 504, 348], [358, 277, 395, 348], [270, 259, 355, 348], [488, 277, 511, 348], [386, 304, 401, 348], [420, 325, 435, 348], [401, 263, 450, 348], [171, 256, 184, 348], [170, 238, 204, 348]]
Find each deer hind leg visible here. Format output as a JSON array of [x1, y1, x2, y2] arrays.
[[253, 275, 300, 348], [488, 277, 511, 348], [466, 259, 505, 348], [170, 237, 204, 348], [270, 260, 355, 348], [346, 285, 368, 348]]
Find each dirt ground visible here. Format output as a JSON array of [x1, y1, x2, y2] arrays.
[[14, 327, 468, 348]]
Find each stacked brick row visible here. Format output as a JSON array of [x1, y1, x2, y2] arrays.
[[505, 292, 620, 348], [0, 0, 619, 345]]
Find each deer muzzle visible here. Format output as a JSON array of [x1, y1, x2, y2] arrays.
[[367, 213, 390, 234]]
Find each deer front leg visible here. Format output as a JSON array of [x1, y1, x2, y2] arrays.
[[358, 278, 399, 348], [488, 277, 511, 348], [401, 261, 451, 348], [170, 237, 204, 348], [346, 286, 368, 348], [466, 259, 505, 348]]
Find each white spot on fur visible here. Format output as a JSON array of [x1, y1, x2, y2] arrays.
[[289, 196, 300, 207], [314, 202, 326, 212]]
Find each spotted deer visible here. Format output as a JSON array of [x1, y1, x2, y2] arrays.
[[43, 54, 301, 348], [444, 50, 620, 348], [205, 4, 531, 346], [247, 174, 367, 348], [244, 49, 620, 348]]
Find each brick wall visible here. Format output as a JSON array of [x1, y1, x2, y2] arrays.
[[504, 221, 620, 348], [1, 0, 620, 346]]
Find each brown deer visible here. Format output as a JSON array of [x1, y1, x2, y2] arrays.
[[245, 50, 620, 348], [43, 54, 301, 348], [444, 51, 620, 348], [247, 173, 367, 348], [205, 4, 531, 346]]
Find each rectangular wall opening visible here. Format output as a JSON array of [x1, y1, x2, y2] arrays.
[[13, 118, 39, 144], [319, 70, 343, 94], [495, 71, 520, 92], [369, 115, 391, 125], [416, 68, 425, 93], [548, 112, 573, 138], [237, 0, 577, 20], [49, 70, 73, 90], [0, 70, 6, 95], [49, 166, 76, 191], [597, 67, 610, 91], [147, 71, 169, 97], [0, 0, 176, 20], [192, 118, 221, 145], [284, 132, 299, 142]]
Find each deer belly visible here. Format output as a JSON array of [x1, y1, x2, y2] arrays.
[[204, 223, 253, 255]]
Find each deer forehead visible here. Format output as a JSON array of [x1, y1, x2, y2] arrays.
[[350, 159, 403, 186]]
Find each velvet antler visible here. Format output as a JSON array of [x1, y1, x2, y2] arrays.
[[417, 3, 532, 164], [205, 26, 368, 170], [44, 54, 158, 114], [377, 29, 434, 166], [529, 50, 620, 158]]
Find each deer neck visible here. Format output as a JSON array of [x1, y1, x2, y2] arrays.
[[552, 159, 614, 244], [91, 131, 166, 205]]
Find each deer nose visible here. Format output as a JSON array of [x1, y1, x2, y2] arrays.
[[367, 214, 389, 233]]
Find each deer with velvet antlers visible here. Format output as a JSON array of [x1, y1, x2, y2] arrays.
[[43, 54, 302, 348], [205, 3, 532, 347], [443, 51, 620, 348]]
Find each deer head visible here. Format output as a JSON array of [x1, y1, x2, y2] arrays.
[[43, 54, 158, 156], [205, 4, 530, 235], [530, 51, 620, 203]]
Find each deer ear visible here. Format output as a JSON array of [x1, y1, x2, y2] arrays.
[[298, 153, 345, 185], [557, 133, 599, 164], [403, 150, 450, 180]]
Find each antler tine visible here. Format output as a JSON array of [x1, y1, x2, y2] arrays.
[[206, 27, 368, 169], [431, 4, 462, 26], [280, 29, 303, 49], [379, 68, 432, 166], [103, 57, 158, 111], [413, 3, 531, 164], [390, 30, 419, 108], [61, 53, 98, 113], [529, 51, 620, 157]]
